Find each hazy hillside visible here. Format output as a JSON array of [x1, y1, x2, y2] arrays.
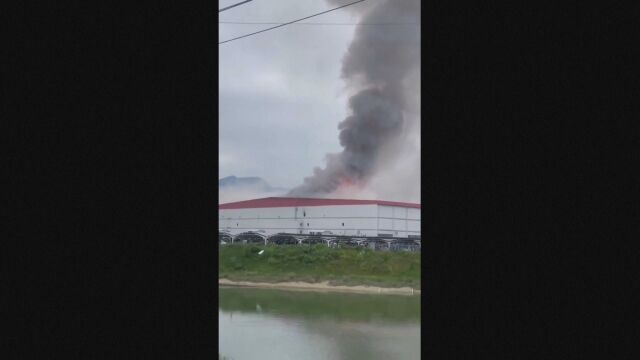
[[218, 176, 287, 204]]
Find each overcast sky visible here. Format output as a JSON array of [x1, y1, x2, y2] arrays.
[[218, 0, 367, 189]]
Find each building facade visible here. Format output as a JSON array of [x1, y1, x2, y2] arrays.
[[218, 197, 421, 238]]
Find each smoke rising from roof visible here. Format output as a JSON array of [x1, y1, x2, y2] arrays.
[[288, 0, 420, 201]]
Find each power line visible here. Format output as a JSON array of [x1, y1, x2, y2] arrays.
[[219, 0, 367, 45], [219, 21, 419, 26], [219, 0, 254, 13]]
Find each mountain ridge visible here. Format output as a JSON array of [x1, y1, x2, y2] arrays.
[[219, 175, 287, 193]]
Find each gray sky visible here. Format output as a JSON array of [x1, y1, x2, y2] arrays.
[[219, 0, 365, 189]]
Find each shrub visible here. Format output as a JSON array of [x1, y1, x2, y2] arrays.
[[302, 254, 314, 265]]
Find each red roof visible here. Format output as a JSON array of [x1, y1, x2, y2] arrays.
[[219, 197, 420, 209]]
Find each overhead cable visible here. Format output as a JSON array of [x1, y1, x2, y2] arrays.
[[219, 0, 254, 13], [219, 0, 367, 45]]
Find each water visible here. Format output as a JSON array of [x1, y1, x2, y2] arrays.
[[219, 286, 421, 360]]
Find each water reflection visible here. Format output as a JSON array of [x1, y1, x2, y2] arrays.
[[219, 287, 420, 360]]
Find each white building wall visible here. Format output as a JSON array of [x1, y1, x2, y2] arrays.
[[407, 220, 420, 233], [219, 203, 421, 238], [377, 205, 421, 238], [220, 204, 381, 237]]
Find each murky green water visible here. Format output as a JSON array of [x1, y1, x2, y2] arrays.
[[219, 286, 421, 360]]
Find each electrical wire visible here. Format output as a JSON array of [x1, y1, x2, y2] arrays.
[[219, 21, 419, 26], [219, 0, 367, 45], [219, 0, 254, 13]]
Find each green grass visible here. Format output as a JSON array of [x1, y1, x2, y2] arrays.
[[219, 244, 421, 289]]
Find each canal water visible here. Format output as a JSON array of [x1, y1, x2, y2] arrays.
[[219, 286, 421, 360]]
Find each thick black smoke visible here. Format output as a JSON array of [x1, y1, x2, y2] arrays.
[[288, 0, 420, 197]]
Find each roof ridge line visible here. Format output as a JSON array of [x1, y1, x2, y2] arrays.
[[219, 197, 420, 209]]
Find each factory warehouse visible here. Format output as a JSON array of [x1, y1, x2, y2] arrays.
[[218, 197, 420, 248]]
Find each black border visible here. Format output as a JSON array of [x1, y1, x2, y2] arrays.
[[422, 2, 636, 357], [6, 2, 219, 358]]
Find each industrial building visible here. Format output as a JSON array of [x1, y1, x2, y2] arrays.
[[218, 197, 421, 239]]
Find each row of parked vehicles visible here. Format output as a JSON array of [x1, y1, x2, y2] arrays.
[[219, 230, 421, 252]]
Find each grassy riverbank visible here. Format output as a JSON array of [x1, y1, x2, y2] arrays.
[[219, 244, 421, 289]]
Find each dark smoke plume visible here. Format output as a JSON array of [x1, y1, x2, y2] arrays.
[[288, 0, 420, 197]]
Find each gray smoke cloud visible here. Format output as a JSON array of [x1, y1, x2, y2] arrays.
[[288, 0, 420, 198]]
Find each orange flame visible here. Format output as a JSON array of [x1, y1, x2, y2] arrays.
[[337, 177, 362, 191]]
